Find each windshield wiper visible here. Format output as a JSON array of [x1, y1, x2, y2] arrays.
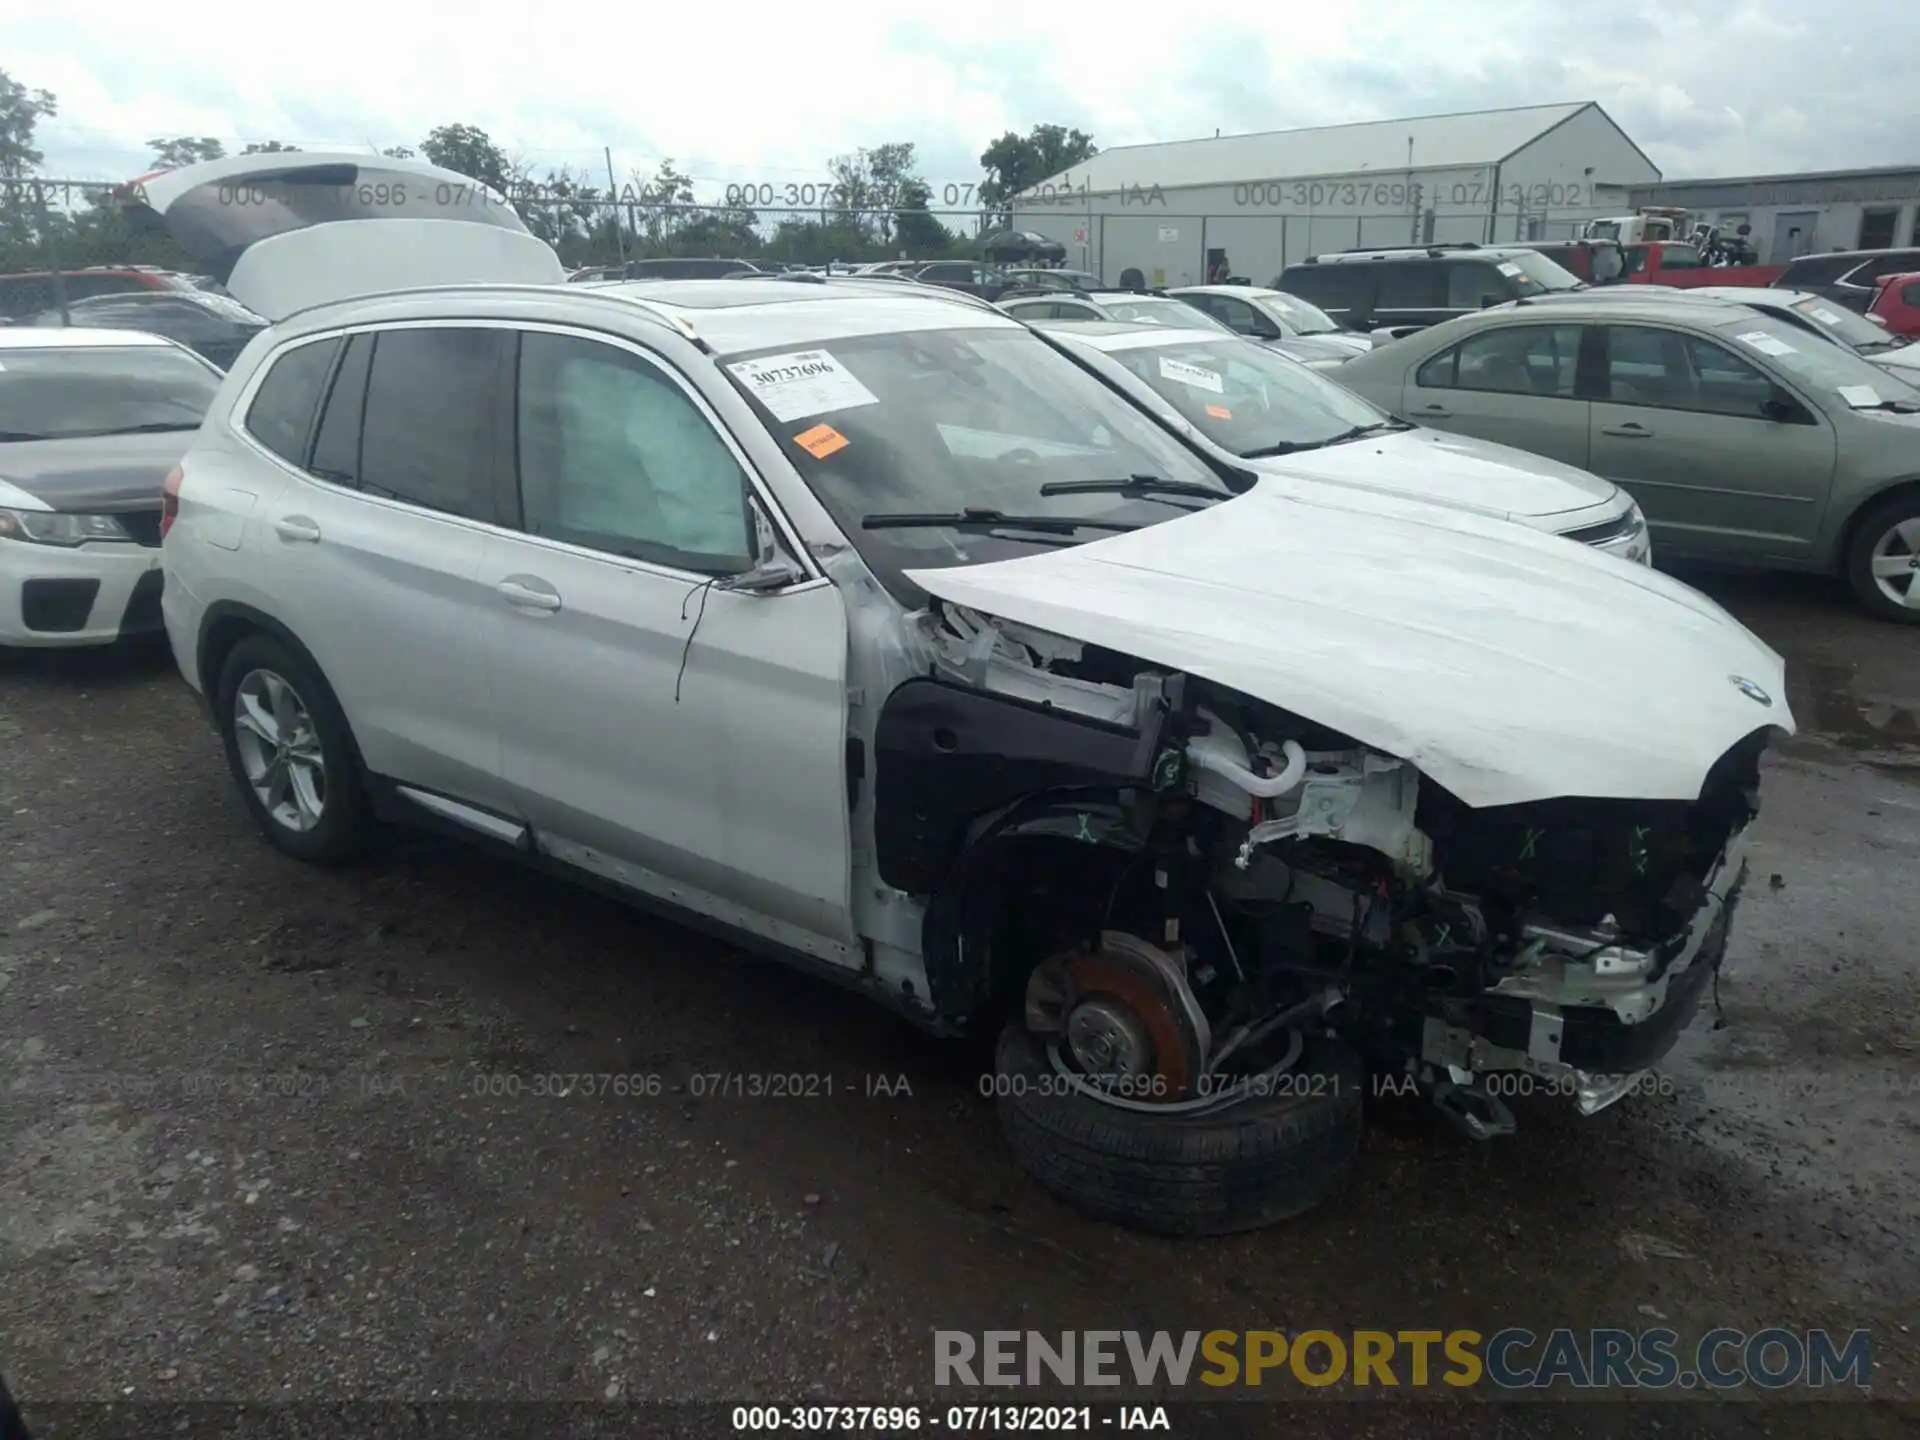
[[862, 507, 1142, 535], [1239, 420, 1406, 459], [1851, 397, 1920, 413], [1037, 474, 1225, 503]]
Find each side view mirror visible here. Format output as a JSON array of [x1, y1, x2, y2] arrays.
[[1760, 392, 1805, 424], [719, 498, 808, 594]]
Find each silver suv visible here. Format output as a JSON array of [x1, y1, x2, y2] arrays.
[[145, 153, 1790, 1236]]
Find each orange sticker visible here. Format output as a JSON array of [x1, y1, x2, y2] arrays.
[[793, 423, 849, 458], [1205, 404, 1232, 419]]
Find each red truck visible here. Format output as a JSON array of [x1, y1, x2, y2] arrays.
[[1523, 238, 1784, 289], [1869, 271, 1920, 337]]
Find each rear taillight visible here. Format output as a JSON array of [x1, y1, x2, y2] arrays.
[[160, 465, 183, 540]]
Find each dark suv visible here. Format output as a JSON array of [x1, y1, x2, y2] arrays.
[[1775, 248, 1920, 313], [1273, 244, 1584, 333]]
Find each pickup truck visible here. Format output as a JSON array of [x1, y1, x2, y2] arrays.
[[1521, 239, 1783, 289]]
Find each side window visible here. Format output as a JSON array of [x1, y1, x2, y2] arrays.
[[1375, 263, 1444, 310], [1604, 326, 1772, 416], [1450, 325, 1583, 397], [1656, 244, 1703, 270], [1415, 346, 1459, 389], [1902, 281, 1920, 308], [1212, 297, 1263, 334], [1622, 246, 1649, 276], [308, 333, 374, 484], [244, 336, 343, 466], [1680, 335, 1775, 416], [358, 327, 507, 520], [515, 332, 753, 575], [1603, 326, 1685, 407], [1445, 263, 1510, 310]]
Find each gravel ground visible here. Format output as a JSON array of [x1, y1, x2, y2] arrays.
[[2, 566, 1916, 1438]]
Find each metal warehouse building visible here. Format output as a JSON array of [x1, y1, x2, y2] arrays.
[[1010, 101, 1661, 289], [1627, 166, 1920, 265]]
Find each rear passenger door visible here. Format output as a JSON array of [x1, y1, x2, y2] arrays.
[[478, 325, 855, 954], [1405, 322, 1592, 467], [238, 323, 516, 813], [1369, 262, 1448, 327]]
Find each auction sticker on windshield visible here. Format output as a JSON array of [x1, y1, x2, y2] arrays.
[[793, 422, 850, 458], [1836, 384, 1883, 408], [1498, 262, 1524, 277], [727, 350, 879, 422], [1737, 331, 1797, 357], [1159, 356, 1225, 393]]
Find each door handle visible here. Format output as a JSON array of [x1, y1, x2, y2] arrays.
[[274, 516, 321, 543], [496, 576, 562, 612], [1601, 423, 1653, 438], [1418, 404, 1452, 417]]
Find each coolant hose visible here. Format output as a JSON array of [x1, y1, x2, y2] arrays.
[[1187, 734, 1308, 798]]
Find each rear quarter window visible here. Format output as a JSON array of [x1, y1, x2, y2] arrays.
[[245, 337, 343, 465]]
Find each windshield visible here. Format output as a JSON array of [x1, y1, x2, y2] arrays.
[[0, 345, 219, 440], [1095, 334, 1393, 456], [720, 326, 1236, 600], [1100, 296, 1232, 331], [1256, 291, 1340, 335], [1786, 294, 1901, 353], [1499, 251, 1585, 294], [1716, 315, 1920, 404]]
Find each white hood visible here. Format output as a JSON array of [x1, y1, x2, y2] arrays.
[[906, 481, 1792, 810], [119, 152, 566, 320], [1253, 426, 1621, 524]]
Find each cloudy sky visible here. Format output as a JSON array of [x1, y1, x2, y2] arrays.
[[3, 0, 1914, 195]]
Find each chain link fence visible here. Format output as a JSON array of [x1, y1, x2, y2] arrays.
[[0, 179, 1001, 301]]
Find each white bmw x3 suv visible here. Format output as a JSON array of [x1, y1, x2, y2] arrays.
[[145, 153, 1791, 1236]]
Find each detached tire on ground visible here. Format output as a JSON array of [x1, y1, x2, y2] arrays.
[[994, 1024, 1365, 1236]]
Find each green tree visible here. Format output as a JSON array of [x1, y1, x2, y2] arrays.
[[148, 136, 227, 169], [1, 68, 57, 180], [892, 179, 951, 256], [978, 123, 1098, 218], [241, 140, 301, 155], [420, 123, 510, 194]]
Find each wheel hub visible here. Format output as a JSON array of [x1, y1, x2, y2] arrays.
[[1065, 997, 1152, 1077], [1025, 931, 1210, 1099]]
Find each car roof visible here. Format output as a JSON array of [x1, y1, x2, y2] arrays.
[[0, 326, 176, 349], [277, 276, 1023, 358], [1029, 319, 1231, 350], [1168, 284, 1285, 298], [1300, 245, 1541, 265], [1490, 294, 1770, 324]]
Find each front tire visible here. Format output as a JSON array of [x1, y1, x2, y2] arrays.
[[994, 1023, 1365, 1236], [215, 634, 366, 864], [1844, 493, 1920, 623]]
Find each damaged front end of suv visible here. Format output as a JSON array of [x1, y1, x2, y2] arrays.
[[873, 557, 1788, 1233]]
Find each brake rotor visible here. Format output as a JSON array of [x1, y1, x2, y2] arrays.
[[1025, 932, 1208, 1099]]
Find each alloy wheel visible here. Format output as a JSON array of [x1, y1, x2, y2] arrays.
[[231, 668, 327, 832]]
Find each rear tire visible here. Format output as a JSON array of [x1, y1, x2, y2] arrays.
[[214, 634, 367, 864], [1844, 492, 1920, 623], [994, 1023, 1365, 1236]]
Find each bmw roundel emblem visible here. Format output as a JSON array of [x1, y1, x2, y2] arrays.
[[1729, 675, 1772, 706]]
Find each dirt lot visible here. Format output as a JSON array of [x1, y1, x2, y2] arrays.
[[2, 566, 1917, 1438]]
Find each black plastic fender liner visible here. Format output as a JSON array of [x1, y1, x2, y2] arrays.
[[916, 791, 1152, 1021], [872, 675, 1166, 897]]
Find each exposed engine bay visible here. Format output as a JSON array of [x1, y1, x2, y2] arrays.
[[878, 602, 1765, 1137]]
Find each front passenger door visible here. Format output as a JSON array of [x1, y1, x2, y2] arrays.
[[481, 328, 855, 951], [1587, 324, 1837, 559]]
